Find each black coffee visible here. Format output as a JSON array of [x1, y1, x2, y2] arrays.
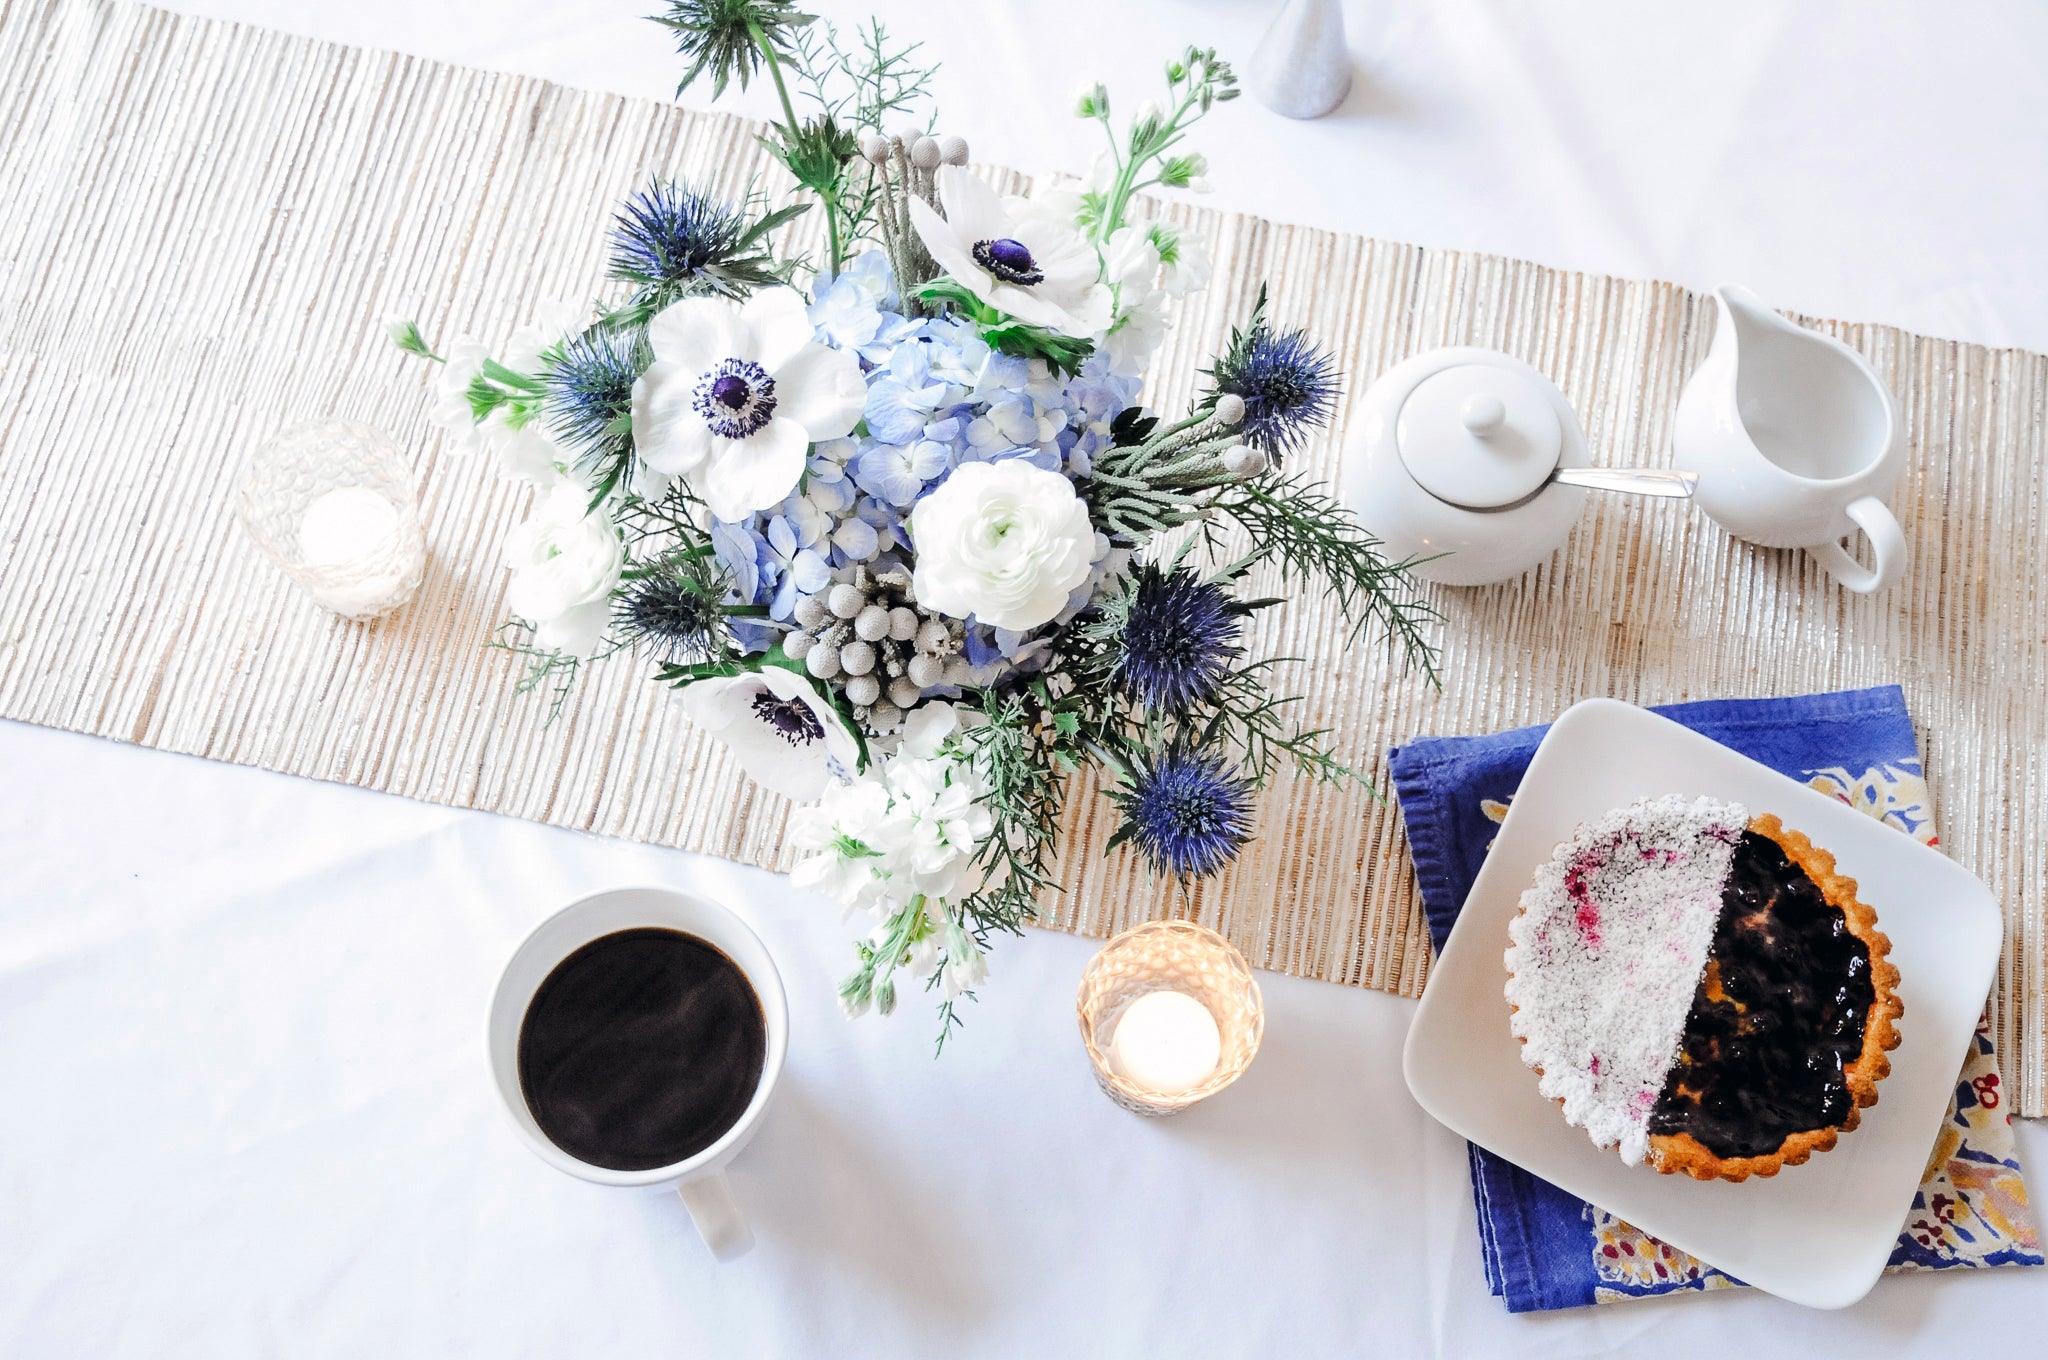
[[517, 927, 766, 1172]]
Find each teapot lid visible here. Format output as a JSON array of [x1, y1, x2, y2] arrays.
[[1395, 361, 1562, 509]]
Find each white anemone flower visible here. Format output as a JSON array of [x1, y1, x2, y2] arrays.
[[632, 287, 866, 523], [677, 666, 862, 802], [910, 166, 1112, 337]]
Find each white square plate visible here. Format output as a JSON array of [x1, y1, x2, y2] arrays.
[[1402, 698, 2002, 1308]]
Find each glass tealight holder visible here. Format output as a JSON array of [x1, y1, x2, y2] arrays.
[[1077, 920, 1264, 1117], [236, 420, 427, 621]]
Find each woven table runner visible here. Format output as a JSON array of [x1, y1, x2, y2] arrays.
[[3, 0, 2044, 1112]]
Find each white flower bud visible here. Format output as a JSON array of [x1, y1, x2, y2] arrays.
[[854, 605, 892, 642], [888, 677, 923, 709], [807, 644, 842, 680], [793, 594, 829, 628], [915, 619, 951, 654], [828, 582, 866, 619], [888, 607, 920, 642], [858, 132, 890, 165], [869, 700, 902, 731], [910, 136, 941, 170], [937, 135, 969, 166], [783, 631, 814, 660], [844, 673, 881, 707], [907, 653, 944, 688], [891, 123, 922, 148], [840, 640, 877, 676], [1214, 392, 1247, 425]]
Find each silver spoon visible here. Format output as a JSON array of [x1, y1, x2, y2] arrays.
[[1548, 467, 1698, 498]]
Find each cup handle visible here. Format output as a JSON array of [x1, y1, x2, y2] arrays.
[[1806, 496, 1906, 594], [677, 1172, 754, 1261]]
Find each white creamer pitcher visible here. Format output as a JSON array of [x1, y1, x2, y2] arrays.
[[1674, 285, 1908, 593]]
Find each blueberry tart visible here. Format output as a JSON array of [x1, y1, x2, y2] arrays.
[[1504, 795, 1902, 1181]]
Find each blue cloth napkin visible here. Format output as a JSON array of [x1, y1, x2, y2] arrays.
[[1389, 686, 2041, 1310]]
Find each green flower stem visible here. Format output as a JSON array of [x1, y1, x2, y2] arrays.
[[1097, 83, 1201, 240], [750, 17, 843, 276]]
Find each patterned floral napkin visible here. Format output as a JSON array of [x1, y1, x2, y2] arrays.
[[1388, 686, 2041, 1311]]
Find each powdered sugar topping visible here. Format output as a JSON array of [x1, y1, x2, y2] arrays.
[[1504, 795, 1749, 1165]]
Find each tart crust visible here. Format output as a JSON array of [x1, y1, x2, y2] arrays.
[[1646, 814, 1903, 1182]]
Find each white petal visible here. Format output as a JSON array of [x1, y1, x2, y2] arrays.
[[739, 287, 815, 371], [699, 418, 809, 522], [677, 674, 751, 730], [771, 342, 866, 440], [631, 362, 715, 474], [908, 195, 984, 286], [934, 165, 1011, 244], [647, 295, 747, 373]]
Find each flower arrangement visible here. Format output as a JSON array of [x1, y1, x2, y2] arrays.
[[391, 2, 1436, 1045]]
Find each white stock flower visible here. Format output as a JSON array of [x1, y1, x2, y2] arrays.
[[910, 165, 1112, 337], [676, 666, 862, 802], [1101, 225, 1171, 376], [430, 339, 490, 435], [790, 777, 901, 915], [1151, 225, 1211, 298], [884, 755, 992, 900], [909, 460, 1097, 632], [631, 287, 866, 523], [501, 485, 623, 657]]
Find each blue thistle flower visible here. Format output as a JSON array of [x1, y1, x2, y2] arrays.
[[608, 179, 794, 315], [1116, 562, 1252, 713], [614, 566, 733, 664], [1205, 286, 1339, 461], [544, 325, 646, 498], [1110, 745, 1257, 880]]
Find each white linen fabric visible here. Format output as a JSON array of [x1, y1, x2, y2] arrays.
[[1, 722, 2043, 1356], [153, 0, 2048, 353], [8, 1, 2048, 1353]]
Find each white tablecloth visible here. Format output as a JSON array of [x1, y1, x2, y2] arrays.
[[8, 1, 2047, 1354], [2, 723, 2043, 1356]]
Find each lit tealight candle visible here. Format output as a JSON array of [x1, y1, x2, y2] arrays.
[[1111, 990, 1222, 1096], [299, 486, 401, 567]]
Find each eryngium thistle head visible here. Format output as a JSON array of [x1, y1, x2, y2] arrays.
[[1117, 563, 1250, 713], [1205, 286, 1339, 461], [615, 568, 732, 663], [656, 0, 814, 101], [1110, 745, 1256, 880], [608, 180, 786, 309], [544, 326, 646, 485]]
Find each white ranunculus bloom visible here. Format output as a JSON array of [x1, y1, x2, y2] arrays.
[[909, 460, 1098, 632], [631, 287, 866, 523], [677, 666, 862, 802], [909, 166, 1112, 338], [501, 484, 623, 657]]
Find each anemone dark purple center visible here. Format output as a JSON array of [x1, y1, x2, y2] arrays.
[[971, 236, 1044, 287], [751, 692, 824, 747], [692, 358, 778, 439]]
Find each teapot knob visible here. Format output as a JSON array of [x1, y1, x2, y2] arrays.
[[1460, 394, 1507, 437]]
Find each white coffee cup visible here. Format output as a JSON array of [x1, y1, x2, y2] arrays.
[[1674, 285, 1908, 593], [486, 886, 788, 1261]]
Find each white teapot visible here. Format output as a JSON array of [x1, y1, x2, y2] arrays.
[[1339, 348, 1690, 586]]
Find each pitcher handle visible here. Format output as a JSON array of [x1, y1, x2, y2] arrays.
[[678, 1171, 755, 1261], [1806, 497, 1906, 594]]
